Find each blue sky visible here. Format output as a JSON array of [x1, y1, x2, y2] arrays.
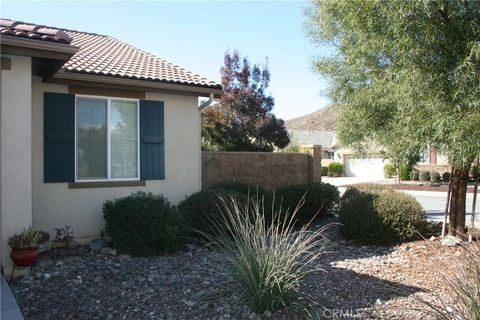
[[1, 1, 333, 120]]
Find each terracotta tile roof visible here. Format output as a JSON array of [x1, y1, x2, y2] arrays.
[[0, 19, 71, 44], [0, 19, 221, 90], [63, 30, 220, 89]]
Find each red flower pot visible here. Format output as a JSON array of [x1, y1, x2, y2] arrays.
[[10, 247, 39, 267]]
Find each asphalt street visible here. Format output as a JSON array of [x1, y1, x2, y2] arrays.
[[401, 190, 480, 225]]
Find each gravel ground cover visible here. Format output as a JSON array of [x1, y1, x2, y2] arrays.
[[11, 217, 460, 320], [308, 222, 456, 319]]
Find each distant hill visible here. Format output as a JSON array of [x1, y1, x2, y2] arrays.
[[285, 106, 336, 131]]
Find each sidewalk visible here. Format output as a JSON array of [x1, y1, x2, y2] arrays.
[[1, 275, 24, 320]]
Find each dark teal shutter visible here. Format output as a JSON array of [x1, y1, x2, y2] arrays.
[[44, 92, 75, 182], [140, 100, 165, 180]]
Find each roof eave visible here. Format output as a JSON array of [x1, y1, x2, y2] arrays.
[[51, 70, 223, 97], [0, 35, 78, 58]]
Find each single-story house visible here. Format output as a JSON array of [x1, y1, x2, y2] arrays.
[[288, 129, 387, 178], [334, 149, 387, 179], [287, 129, 335, 163], [335, 144, 450, 178], [0, 19, 222, 272], [416, 145, 449, 172]]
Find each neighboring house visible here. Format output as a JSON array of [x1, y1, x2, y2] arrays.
[[332, 144, 452, 178], [0, 19, 221, 272], [337, 144, 450, 178], [287, 129, 335, 163], [416, 145, 449, 172], [287, 128, 386, 178], [334, 149, 387, 179], [286, 107, 387, 178], [287, 111, 449, 178], [329, 135, 385, 178]]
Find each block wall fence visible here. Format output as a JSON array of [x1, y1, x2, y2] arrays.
[[202, 145, 322, 190]]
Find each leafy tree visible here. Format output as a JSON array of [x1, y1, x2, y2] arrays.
[[305, 0, 480, 236], [202, 50, 290, 152]]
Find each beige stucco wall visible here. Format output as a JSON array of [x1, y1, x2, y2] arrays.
[[1, 55, 33, 268], [31, 77, 202, 241]]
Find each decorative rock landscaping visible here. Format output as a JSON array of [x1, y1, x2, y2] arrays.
[[11, 217, 459, 319]]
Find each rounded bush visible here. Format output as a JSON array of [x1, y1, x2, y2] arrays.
[[430, 170, 441, 183], [276, 182, 339, 225], [208, 182, 279, 222], [103, 192, 182, 255], [339, 184, 427, 244], [410, 170, 419, 181], [383, 163, 396, 178], [419, 170, 431, 181], [442, 171, 451, 182], [210, 182, 267, 197], [327, 162, 343, 177], [178, 189, 248, 238], [343, 183, 385, 194], [399, 164, 411, 181]]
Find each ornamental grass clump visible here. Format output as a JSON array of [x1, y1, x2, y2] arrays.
[[200, 196, 326, 316], [417, 241, 480, 320]]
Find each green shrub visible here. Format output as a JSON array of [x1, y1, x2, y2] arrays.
[[208, 182, 281, 223], [178, 189, 248, 238], [210, 182, 266, 196], [327, 162, 343, 177], [430, 170, 441, 183], [103, 192, 182, 255], [442, 171, 451, 182], [339, 184, 427, 244], [343, 183, 386, 194], [201, 196, 326, 315], [383, 163, 396, 178], [399, 164, 411, 181], [276, 182, 339, 225], [410, 170, 419, 180], [419, 170, 431, 181], [321, 166, 328, 176]]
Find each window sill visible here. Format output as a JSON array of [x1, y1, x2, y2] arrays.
[[68, 180, 146, 189]]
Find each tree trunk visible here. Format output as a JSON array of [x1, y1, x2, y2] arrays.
[[397, 162, 401, 185], [441, 167, 453, 237], [448, 167, 470, 237]]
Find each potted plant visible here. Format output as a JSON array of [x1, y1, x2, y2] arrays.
[[8, 227, 41, 267], [51, 225, 74, 249]]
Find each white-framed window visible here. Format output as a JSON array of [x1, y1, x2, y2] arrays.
[[75, 95, 140, 181]]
